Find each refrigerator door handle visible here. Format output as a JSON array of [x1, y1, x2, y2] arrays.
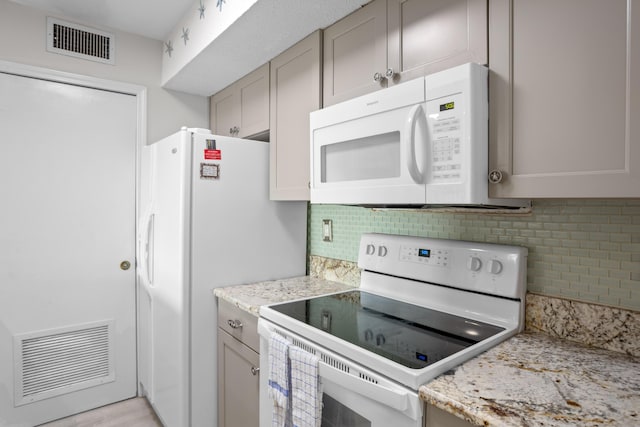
[[143, 213, 155, 287]]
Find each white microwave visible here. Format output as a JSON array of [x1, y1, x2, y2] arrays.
[[310, 63, 526, 208]]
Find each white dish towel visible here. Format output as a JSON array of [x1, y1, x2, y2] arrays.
[[268, 332, 292, 427], [289, 345, 323, 427]]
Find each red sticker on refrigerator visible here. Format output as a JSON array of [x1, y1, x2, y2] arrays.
[[204, 149, 221, 160]]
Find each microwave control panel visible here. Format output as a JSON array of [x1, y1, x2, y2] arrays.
[[426, 92, 464, 183]]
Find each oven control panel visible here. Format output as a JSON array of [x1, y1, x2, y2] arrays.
[[358, 233, 527, 300], [399, 245, 449, 267]]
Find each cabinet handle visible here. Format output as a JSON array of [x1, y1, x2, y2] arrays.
[[227, 319, 243, 329], [489, 170, 504, 184], [250, 366, 260, 376], [373, 72, 385, 83], [385, 68, 395, 79]]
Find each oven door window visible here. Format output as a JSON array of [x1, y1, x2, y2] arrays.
[[320, 374, 422, 427], [322, 394, 370, 427]]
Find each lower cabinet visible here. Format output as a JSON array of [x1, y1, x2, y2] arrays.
[[425, 403, 473, 427], [217, 300, 260, 427]]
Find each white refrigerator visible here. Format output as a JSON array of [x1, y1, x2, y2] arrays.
[[137, 128, 307, 427]]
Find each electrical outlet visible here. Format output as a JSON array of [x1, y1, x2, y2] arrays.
[[322, 219, 333, 242]]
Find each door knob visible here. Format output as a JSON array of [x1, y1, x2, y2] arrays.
[[120, 260, 131, 270]]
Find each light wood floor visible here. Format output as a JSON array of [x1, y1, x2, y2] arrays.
[[38, 397, 163, 427]]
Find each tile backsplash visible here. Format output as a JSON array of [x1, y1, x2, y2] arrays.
[[308, 199, 640, 311]]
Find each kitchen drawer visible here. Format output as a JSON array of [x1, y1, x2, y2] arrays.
[[218, 299, 259, 352]]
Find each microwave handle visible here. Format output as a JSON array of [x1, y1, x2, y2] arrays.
[[404, 104, 426, 184]]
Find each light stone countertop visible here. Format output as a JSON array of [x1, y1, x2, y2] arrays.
[[419, 332, 640, 427], [213, 275, 355, 317], [214, 276, 640, 426]]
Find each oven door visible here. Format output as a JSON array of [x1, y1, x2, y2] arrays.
[[258, 319, 422, 427]]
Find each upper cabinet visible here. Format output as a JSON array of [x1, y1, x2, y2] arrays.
[[488, 0, 640, 198], [387, 0, 487, 84], [269, 31, 322, 200], [210, 63, 270, 139], [323, 0, 487, 106], [323, 0, 387, 106]]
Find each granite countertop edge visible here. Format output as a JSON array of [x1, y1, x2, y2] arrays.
[[213, 275, 356, 317]]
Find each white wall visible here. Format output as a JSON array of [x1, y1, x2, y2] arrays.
[[0, 0, 209, 143]]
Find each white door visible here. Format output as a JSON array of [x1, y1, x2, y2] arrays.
[[0, 72, 138, 426]]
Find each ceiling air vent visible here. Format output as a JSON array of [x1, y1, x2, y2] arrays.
[[46, 17, 115, 65]]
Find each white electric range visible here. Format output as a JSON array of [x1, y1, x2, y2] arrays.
[[258, 233, 527, 427]]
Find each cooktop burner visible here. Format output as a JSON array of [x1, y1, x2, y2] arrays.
[[268, 289, 504, 369]]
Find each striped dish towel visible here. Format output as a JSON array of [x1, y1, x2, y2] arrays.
[[289, 346, 323, 427], [268, 332, 292, 427]]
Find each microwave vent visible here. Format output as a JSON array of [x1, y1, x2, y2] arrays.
[[46, 17, 115, 64]]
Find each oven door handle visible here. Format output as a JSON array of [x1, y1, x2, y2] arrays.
[[318, 361, 410, 412]]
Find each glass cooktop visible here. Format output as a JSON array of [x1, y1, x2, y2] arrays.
[[269, 290, 504, 369]]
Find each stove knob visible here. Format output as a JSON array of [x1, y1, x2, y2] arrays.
[[366, 244, 375, 255], [375, 334, 386, 346], [467, 256, 482, 272], [378, 245, 388, 257], [488, 259, 503, 274]]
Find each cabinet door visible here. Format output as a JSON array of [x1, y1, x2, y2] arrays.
[[270, 31, 321, 200], [387, 0, 487, 85], [218, 330, 260, 427], [425, 403, 473, 426], [238, 63, 270, 138], [489, 0, 640, 197], [210, 85, 238, 137], [210, 64, 270, 139], [323, 0, 387, 106]]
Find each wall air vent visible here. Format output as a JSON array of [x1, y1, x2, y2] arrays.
[[46, 17, 115, 65], [14, 320, 115, 406]]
